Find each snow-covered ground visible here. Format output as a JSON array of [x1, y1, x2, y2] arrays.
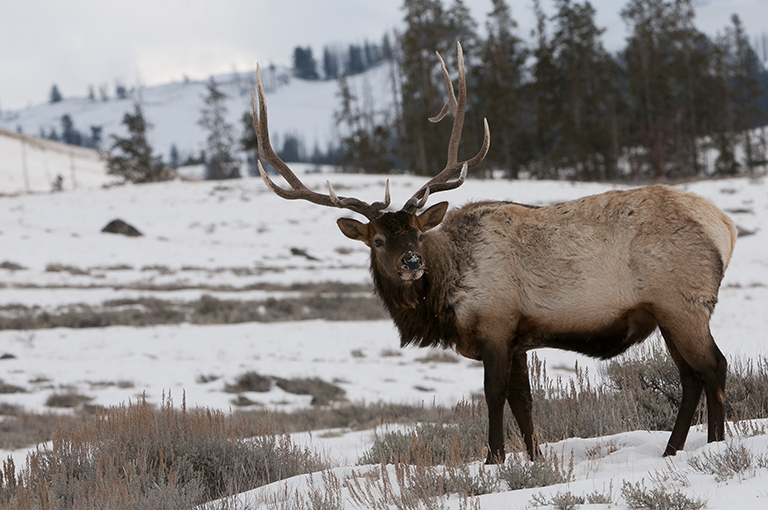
[[1, 171, 767, 508]]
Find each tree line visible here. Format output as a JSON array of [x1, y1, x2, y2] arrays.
[[293, 35, 395, 81], [68, 0, 768, 184], [339, 0, 768, 180]]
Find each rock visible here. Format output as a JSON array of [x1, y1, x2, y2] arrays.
[[101, 219, 143, 237]]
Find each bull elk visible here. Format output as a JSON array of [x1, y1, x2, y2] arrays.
[[252, 43, 737, 462]]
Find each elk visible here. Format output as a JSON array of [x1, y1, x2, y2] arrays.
[[252, 43, 737, 463]]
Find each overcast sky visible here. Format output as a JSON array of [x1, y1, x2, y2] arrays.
[[1, 0, 764, 111]]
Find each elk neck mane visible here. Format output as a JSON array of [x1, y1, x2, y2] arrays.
[[370, 229, 462, 350]]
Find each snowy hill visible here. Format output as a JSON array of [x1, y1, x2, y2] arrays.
[[0, 63, 397, 167], [0, 127, 113, 194]]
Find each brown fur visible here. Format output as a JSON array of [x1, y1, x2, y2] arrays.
[[351, 184, 736, 462]]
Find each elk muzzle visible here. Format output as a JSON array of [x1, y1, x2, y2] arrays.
[[400, 251, 425, 282]]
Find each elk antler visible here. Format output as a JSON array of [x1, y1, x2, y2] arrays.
[[252, 66, 390, 219], [403, 42, 490, 212]]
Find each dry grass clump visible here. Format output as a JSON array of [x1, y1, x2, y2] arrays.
[[192, 294, 386, 323], [274, 377, 346, 406], [0, 380, 26, 394], [237, 402, 448, 436], [415, 349, 460, 364], [359, 400, 489, 465], [348, 436, 499, 509], [687, 440, 768, 482], [621, 480, 706, 510], [498, 448, 572, 490], [44, 264, 89, 276], [0, 294, 386, 330], [0, 395, 324, 510], [223, 372, 346, 406], [359, 342, 768, 465], [0, 261, 26, 271], [44, 391, 93, 409], [0, 406, 77, 451], [224, 372, 272, 393]]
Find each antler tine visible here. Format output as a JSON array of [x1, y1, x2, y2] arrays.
[[405, 42, 490, 211], [253, 65, 389, 219]]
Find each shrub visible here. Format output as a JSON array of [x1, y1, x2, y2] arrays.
[[44, 391, 92, 408], [359, 400, 487, 465], [687, 440, 768, 481], [499, 449, 572, 491], [0, 396, 324, 509], [274, 377, 346, 406], [359, 345, 768, 466], [0, 380, 26, 394], [530, 491, 585, 510], [224, 372, 272, 393], [621, 480, 706, 510]]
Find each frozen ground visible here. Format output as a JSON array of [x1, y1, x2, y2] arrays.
[[1, 172, 767, 508]]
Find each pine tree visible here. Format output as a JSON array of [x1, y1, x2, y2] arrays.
[[621, 0, 712, 178], [107, 104, 171, 183], [550, 0, 622, 180], [710, 33, 740, 175], [529, 0, 561, 178], [323, 46, 340, 80], [61, 115, 83, 146], [240, 110, 260, 176], [335, 75, 396, 173], [399, 0, 456, 175], [347, 45, 366, 75], [50, 85, 63, 103], [729, 14, 767, 174], [475, 0, 529, 177], [169, 145, 180, 169], [293, 47, 319, 80], [199, 78, 240, 180], [88, 126, 102, 150]]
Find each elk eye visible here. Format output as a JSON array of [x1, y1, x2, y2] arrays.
[[419, 234, 424, 242], [374, 238, 384, 248]]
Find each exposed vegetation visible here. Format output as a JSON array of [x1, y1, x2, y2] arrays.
[[0, 293, 386, 331], [345, 0, 768, 180], [621, 480, 706, 510], [357, 341, 768, 465], [4, 343, 768, 508], [0, 396, 324, 510]]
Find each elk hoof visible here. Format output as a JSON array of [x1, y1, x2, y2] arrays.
[[662, 444, 678, 457], [485, 451, 506, 464]]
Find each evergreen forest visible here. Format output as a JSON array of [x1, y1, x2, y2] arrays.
[[329, 0, 768, 181]]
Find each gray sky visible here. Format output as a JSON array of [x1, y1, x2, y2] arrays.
[[1, 0, 764, 111]]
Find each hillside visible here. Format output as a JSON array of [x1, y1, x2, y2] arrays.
[[0, 127, 112, 194], [0, 63, 396, 167]]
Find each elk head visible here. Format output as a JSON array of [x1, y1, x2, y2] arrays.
[[252, 42, 489, 286]]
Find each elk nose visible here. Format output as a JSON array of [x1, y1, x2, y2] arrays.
[[402, 252, 423, 272]]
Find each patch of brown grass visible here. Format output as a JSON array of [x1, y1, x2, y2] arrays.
[[0, 395, 324, 510]]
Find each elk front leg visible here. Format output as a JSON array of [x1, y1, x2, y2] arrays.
[[482, 343, 511, 464], [507, 352, 540, 460]]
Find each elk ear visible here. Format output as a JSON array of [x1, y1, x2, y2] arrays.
[[417, 201, 449, 232], [337, 218, 371, 246]]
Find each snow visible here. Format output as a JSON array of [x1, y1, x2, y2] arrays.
[[1, 171, 767, 508], [0, 127, 114, 194]]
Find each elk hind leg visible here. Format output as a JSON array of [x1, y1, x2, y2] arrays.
[[506, 352, 540, 460], [659, 315, 727, 455]]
